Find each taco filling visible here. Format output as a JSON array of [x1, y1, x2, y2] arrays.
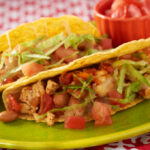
[[1, 47, 150, 129], [0, 33, 112, 86]]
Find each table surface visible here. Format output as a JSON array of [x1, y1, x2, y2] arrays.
[[0, 0, 150, 150]]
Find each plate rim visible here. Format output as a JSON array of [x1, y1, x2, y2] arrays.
[[0, 122, 150, 150]]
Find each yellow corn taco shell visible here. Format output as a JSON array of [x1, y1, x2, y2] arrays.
[[2, 37, 150, 124], [0, 15, 99, 91]]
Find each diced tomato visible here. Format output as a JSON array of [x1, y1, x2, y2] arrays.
[[22, 62, 44, 76], [64, 116, 86, 129], [142, 0, 150, 15], [105, 10, 112, 17], [92, 101, 112, 126], [2, 77, 14, 85], [93, 44, 102, 50], [124, 0, 143, 9], [108, 90, 124, 99], [100, 63, 114, 74], [100, 38, 112, 50], [105, 0, 150, 18], [7, 94, 21, 113], [38, 93, 54, 115], [108, 90, 125, 107], [111, 0, 124, 11], [54, 46, 78, 63], [59, 72, 73, 85], [76, 72, 90, 80], [84, 68, 97, 75], [108, 0, 145, 18], [139, 89, 145, 97], [111, 5, 127, 18], [109, 100, 126, 108], [73, 71, 94, 84], [127, 4, 142, 17]]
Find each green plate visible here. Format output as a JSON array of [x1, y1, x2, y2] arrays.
[[0, 99, 150, 150]]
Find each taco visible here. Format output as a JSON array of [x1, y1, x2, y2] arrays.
[[0, 15, 112, 91], [1, 38, 150, 129]]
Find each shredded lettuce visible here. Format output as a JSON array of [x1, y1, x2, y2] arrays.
[[125, 81, 141, 98], [127, 64, 150, 87], [113, 68, 119, 82], [21, 36, 45, 47], [134, 52, 150, 63], [37, 33, 65, 51], [29, 47, 45, 55], [117, 65, 126, 94], [119, 81, 142, 104], [21, 34, 66, 65], [77, 74, 93, 99], [113, 60, 148, 68], [64, 33, 95, 50], [45, 38, 65, 56], [63, 74, 94, 102], [140, 65, 150, 74], [21, 52, 50, 64], [71, 74, 94, 102], [85, 49, 98, 56]]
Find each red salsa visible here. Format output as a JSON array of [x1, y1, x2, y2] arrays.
[[103, 0, 150, 18]]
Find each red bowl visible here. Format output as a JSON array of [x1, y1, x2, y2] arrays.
[[94, 0, 150, 47]]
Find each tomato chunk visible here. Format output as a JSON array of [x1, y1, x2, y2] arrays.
[[111, 5, 127, 18], [127, 4, 142, 17], [109, 100, 126, 108], [64, 116, 85, 129], [101, 38, 112, 50], [143, 0, 150, 15], [2, 77, 14, 85], [22, 62, 44, 76], [92, 101, 112, 126], [54, 46, 78, 63], [76, 72, 90, 80], [108, 90, 126, 107], [38, 93, 54, 115], [84, 68, 97, 75], [7, 94, 21, 113], [100, 63, 114, 74], [59, 73, 73, 85], [105, 0, 148, 18], [108, 90, 124, 99]]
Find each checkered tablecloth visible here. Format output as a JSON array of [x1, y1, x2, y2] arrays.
[[0, 0, 150, 150]]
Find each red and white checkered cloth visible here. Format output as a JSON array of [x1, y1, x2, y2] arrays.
[[0, 0, 150, 150]]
